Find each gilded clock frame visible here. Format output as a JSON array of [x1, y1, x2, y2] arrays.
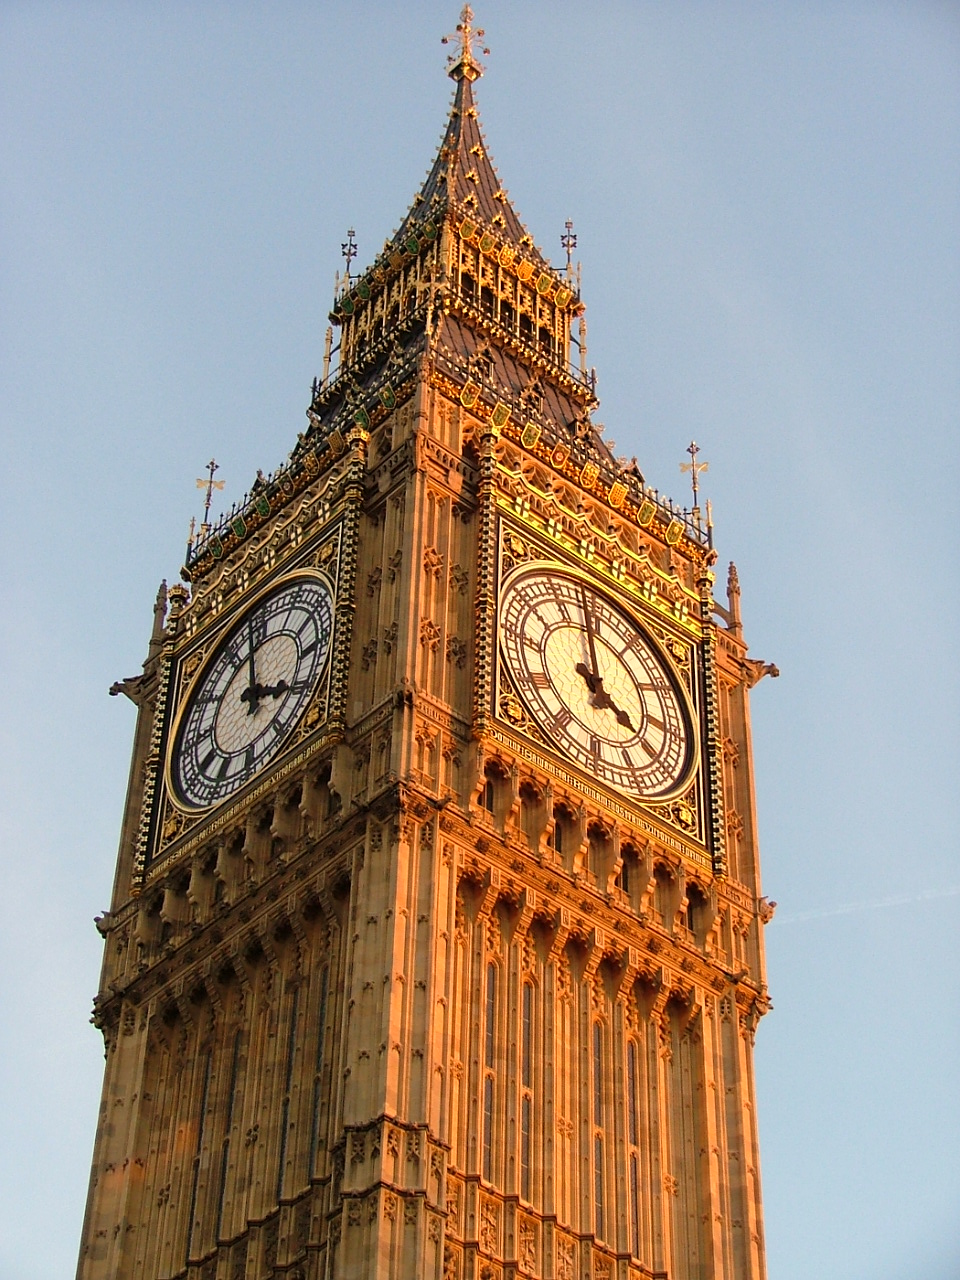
[[164, 567, 337, 815], [142, 516, 347, 876], [490, 512, 709, 848]]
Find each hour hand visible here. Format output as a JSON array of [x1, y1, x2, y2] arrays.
[[240, 678, 289, 712], [575, 662, 635, 731], [576, 662, 614, 709], [610, 704, 635, 731]]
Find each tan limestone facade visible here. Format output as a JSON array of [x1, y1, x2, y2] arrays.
[[78, 18, 774, 1280]]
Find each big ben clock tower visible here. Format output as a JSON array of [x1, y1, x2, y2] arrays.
[[78, 11, 776, 1279]]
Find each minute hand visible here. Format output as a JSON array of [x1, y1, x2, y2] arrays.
[[243, 621, 260, 715], [580, 585, 602, 678]]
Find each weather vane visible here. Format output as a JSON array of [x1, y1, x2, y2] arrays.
[[196, 457, 225, 532], [340, 228, 357, 285], [680, 440, 709, 511], [442, 5, 489, 79], [561, 219, 577, 280]]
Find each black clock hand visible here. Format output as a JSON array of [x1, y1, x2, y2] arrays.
[[608, 700, 635, 731], [258, 679, 289, 699], [241, 677, 289, 708], [574, 662, 636, 732], [241, 621, 260, 715], [580, 584, 601, 679], [575, 586, 637, 729]]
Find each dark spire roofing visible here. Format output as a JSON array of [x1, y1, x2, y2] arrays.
[[388, 55, 548, 268]]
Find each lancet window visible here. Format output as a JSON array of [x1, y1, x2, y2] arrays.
[[308, 967, 330, 1178], [593, 1019, 606, 1241], [482, 961, 498, 1182], [520, 980, 534, 1202]]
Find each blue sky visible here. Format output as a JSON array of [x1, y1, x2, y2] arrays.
[[1, 4, 957, 1278]]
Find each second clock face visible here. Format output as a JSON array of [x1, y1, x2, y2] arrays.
[[498, 567, 695, 799], [170, 574, 334, 810]]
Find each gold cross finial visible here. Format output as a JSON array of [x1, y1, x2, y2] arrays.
[[680, 440, 709, 508], [340, 228, 357, 285], [442, 6, 489, 81], [561, 219, 577, 280], [196, 457, 225, 532]]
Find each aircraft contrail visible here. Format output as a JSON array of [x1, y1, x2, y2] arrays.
[[772, 884, 960, 925]]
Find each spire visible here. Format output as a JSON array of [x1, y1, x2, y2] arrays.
[[309, 9, 602, 467], [384, 11, 547, 267]]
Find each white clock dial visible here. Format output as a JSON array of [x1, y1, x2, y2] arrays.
[[170, 574, 334, 809], [498, 567, 696, 799]]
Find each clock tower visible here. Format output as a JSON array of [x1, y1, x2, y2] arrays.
[[78, 11, 776, 1279]]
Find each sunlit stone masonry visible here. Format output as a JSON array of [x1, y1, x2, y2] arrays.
[[77, 10, 778, 1280]]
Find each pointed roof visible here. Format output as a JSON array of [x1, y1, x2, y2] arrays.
[[387, 18, 548, 267]]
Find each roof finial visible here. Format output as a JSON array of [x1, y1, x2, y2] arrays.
[[196, 458, 225, 535], [680, 440, 709, 532], [442, 6, 489, 82], [561, 219, 577, 281], [340, 228, 357, 289]]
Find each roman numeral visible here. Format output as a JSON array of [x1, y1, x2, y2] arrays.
[[531, 673, 550, 688]]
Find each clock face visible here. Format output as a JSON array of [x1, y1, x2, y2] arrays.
[[498, 567, 696, 799], [170, 574, 334, 810]]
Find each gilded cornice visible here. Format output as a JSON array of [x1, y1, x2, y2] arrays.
[[185, 370, 419, 588], [425, 359, 710, 565], [181, 457, 351, 640]]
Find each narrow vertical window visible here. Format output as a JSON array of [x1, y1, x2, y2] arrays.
[[627, 1040, 639, 1148], [485, 963, 497, 1070], [627, 1039, 641, 1258], [482, 777, 496, 813], [185, 1050, 212, 1265], [630, 1152, 641, 1259], [482, 1075, 494, 1181], [215, 1031, 242, 1241], [483, 963, 497, 1182], [308, 967, 329, 1178], [521, 1094, 532, 1202], [521, 983, 533, 1089], [593, 1022, 603, 1130], [275, 983, 300, 1203], [521, 982, 533, 1201], [593, 1022, 605, 1239]]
